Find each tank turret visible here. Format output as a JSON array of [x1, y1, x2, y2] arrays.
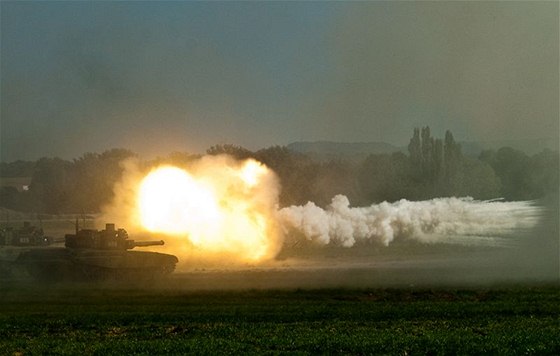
[[0, 221, 52, 246], [65, 223, 164, 250], [1, 222, 55, 279]]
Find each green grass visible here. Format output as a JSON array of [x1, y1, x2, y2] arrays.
[[0, 285, 559, 355]]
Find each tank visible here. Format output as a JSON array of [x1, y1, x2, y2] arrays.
[[0, 221, 55, 278], [16, 223, 178, 282]]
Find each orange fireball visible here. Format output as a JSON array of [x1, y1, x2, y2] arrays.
[[136, 158, 280, 261]]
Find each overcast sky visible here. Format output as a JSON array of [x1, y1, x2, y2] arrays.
[[1, 1, 558, 161]]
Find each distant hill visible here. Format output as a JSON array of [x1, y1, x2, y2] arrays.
[[287, 141, 403, 160]]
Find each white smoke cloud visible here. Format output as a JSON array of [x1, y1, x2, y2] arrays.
[[278, 195, 542, 247]]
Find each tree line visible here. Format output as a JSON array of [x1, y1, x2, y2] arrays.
[[1, 129, 558, 214]]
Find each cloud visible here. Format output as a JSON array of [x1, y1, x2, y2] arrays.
[[303, 2, 559, 144]]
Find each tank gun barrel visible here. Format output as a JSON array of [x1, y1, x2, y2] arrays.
[[126, 240, 165, 249]]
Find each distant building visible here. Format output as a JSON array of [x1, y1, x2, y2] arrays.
[[0, 177, 32, 192]]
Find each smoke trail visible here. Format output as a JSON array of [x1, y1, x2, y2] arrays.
[[278, 195, 543, 247]]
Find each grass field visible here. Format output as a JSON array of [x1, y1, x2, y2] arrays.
[[1, 283, 558, 355], [1, 209, 558, 355]]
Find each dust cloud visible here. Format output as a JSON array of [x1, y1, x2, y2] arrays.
[[94, 155, 557, 288]]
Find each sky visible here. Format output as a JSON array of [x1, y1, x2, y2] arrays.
[[1, 1, 558, 162]]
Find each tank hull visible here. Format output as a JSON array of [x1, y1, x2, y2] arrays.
[[16, 248, 178, 282]]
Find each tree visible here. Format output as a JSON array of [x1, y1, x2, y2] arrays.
[[480, 147, 558, 200], [31, 157, 71, 213], [421, 126, 434, 179], [256, 146, 323, 207], [458, 158, 501, 199], [529, 149, 559, 198], [68, 149, 136, 212], [407, 127, 422, 178], [359, 152, 416, 203], [479, 147, 531, 200], [433, 138, 444, 183], [206, 144, 254, 160], [443, 130, 463, 195]]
